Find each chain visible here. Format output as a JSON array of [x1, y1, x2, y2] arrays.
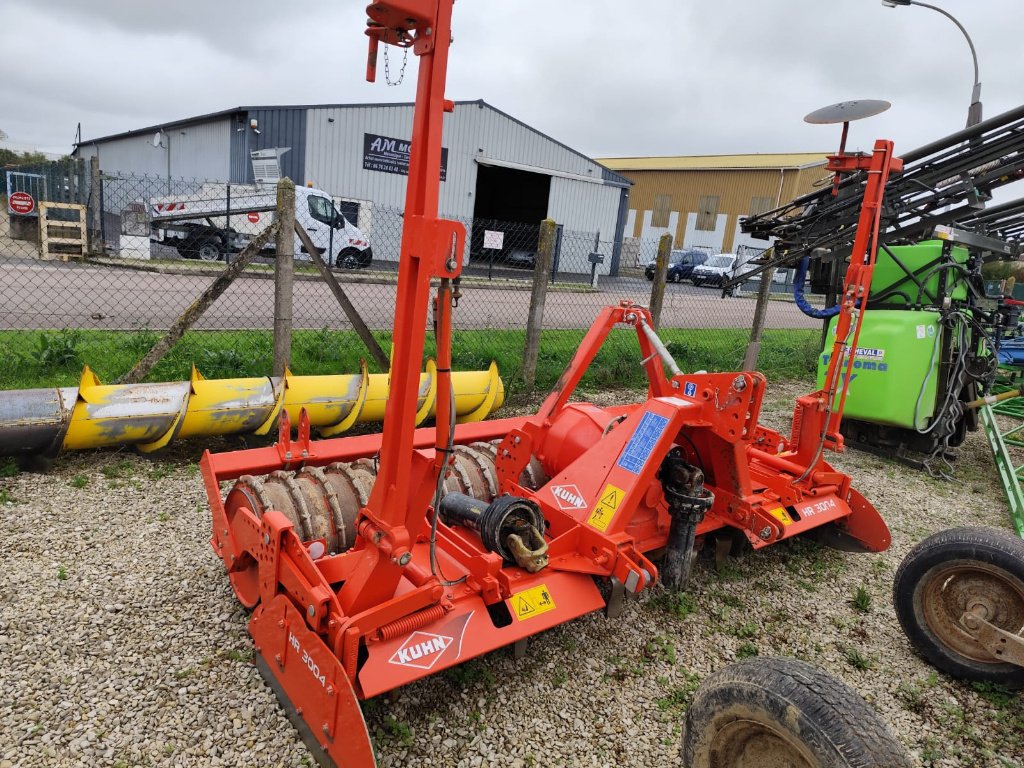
[[383, 42, 408, 87]]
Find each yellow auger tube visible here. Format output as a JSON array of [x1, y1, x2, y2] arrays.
[[0, 361, 504, 457]]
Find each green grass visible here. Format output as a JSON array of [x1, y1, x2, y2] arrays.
[[443, 659, 495, 689], [650, 589, 698, 619], [0, 327, 820, 392], [843, 646, 874, 671], [850, 585, 873, 614], [736, 641, 759, 659], [654, 671, 703, 713]]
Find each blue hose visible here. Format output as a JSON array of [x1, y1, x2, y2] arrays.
[[793, 255, 841, 319]]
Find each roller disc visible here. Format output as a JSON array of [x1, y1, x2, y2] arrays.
[[222, 477, 272, 608]]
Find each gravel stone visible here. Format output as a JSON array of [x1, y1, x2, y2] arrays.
[[0, 382, 1021, 767]]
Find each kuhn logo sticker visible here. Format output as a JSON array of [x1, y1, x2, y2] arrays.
[[388, 632, 453, 670], [550, 484, 586, 510]]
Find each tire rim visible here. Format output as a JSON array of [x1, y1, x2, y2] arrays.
[[198, 243, 220, 261], [710, 719, 819, 768], [919, 558, 1024, 663]]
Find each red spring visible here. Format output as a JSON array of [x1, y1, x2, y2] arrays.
[[375, 604, 448, 641]]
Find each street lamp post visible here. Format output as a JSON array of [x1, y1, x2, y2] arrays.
[[881, 0, 983, 127]]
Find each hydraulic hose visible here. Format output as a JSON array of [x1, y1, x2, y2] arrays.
[[793, 255, 841, 319]]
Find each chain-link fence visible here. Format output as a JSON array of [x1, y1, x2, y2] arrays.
[[1, 164, 828, 395]]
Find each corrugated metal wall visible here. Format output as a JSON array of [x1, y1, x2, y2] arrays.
[[303, 101, 625, 271], [305, 104, 419, 210], [237, 108, 307, 185], [77, 119, 233, 181], [305, 101, 623, 216]]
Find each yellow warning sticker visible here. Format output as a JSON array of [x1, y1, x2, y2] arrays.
[[587, 483, 625, 532], [511, 584, 556, 621], [768, 506, 792, 527]]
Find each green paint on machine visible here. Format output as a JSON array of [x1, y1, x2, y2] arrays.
[[817, 310, 941, 429]]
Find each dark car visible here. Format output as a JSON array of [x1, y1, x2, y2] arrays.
[[645, 249, 708, 282], [504, 248, 536, 269]]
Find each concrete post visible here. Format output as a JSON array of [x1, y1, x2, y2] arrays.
[[273, 178, 296, 378], [648, 233, 672, 330], [742, 266, 776, 371], [87, 155, 102, 254], [522, 218, 557, 390]]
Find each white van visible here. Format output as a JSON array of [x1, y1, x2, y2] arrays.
[[691, 253, 756, 293]]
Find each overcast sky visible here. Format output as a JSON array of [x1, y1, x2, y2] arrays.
[[1, 0, 1020, 159]]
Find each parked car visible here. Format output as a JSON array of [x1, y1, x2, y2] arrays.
[[645, 249, 708, 281], [668, 250, 709, 282], [691, 253, 756, 294], [504, 249, 536, 269]]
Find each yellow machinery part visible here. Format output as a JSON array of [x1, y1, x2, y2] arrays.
[[3, 360, 504, 456]]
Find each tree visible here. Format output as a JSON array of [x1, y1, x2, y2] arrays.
[[0, 148, 49, 167]]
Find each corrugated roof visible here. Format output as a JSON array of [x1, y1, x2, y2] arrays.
[[72, 100, 631, 186], [596, 153, 829, 171]]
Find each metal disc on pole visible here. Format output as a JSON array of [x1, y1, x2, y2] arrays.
[[805, 100, 892, 163], [804, 100, 892, 125]]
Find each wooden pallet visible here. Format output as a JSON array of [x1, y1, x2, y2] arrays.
[[38, 202, 86, 261]]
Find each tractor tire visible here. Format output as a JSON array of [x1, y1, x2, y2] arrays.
[[893, 526, 1024, 689], [336, 248, 361, 270], [681, 657, 912, 768]]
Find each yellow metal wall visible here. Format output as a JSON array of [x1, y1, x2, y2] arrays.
[[619, 165, 831, 252]]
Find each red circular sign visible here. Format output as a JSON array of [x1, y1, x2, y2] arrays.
[[9, 191, 35, 215], [247, 211, 260, 223]]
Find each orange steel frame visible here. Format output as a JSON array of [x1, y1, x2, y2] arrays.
[[199, 3, 903, 766]]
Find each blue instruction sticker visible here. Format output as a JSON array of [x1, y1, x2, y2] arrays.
[[683, 381, 697, 398], [617, 412, 670, 474]]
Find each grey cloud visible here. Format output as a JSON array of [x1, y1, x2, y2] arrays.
[[2, 0, 1019, 162]]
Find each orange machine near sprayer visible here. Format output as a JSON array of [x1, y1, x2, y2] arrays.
[[199, 3, 902, 765]]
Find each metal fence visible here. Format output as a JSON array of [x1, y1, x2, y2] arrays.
[[0, 165, 827, 394]]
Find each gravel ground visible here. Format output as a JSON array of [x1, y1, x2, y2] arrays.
[[1, 380, 1022, 768]]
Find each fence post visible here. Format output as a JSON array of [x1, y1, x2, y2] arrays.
[[87, 155, 102, 254], [742, 266, 775, 371], [273, 178, 296, 377], [648, 233, 672, 330], [522, 218, 557, 391]]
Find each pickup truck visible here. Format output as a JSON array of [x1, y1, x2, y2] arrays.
[[149, 183, 373, 268]]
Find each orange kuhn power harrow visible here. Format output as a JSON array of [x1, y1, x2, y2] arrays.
[[200, 2, 902, 766]]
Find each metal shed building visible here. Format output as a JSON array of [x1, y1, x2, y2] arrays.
[[74, 101, 631, 274]]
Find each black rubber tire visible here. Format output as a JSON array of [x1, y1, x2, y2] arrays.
[[893, 525, 1024, 689], [193, 237, 223, 262], [681, 657, 912, 768], [336, 248, 361, 270]]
